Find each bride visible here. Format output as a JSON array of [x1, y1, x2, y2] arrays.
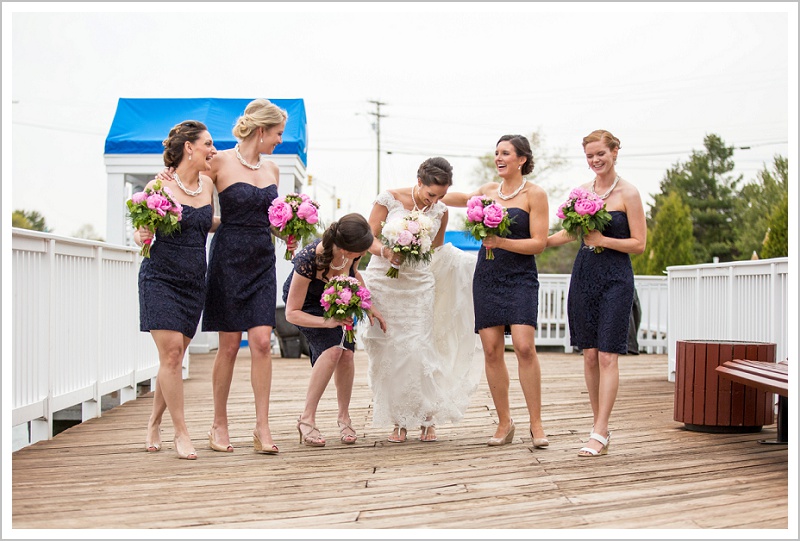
[[361, 157, 483, 443]]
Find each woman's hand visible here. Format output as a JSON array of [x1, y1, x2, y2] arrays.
[[583, 230, 605, 249], [482, 234, 502, 250], [156, 167, 175, 182], [285, 234, 298, 254], [136, 226, 154, 246], [367, 310, 387, 333], [386, 248, 406, 267]]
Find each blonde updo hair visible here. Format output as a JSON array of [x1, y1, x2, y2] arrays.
[[232, 99, 288, 140], [582, 129, 621, 151], [162, 120, 208, 168]]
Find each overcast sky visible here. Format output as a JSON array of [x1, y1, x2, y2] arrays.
[[4, 3, 797, 241]]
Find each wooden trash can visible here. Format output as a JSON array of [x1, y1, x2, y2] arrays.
[[674, 340, 776, 432]]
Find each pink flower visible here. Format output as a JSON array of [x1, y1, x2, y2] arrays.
[[574, 198, 599, 216], [336, 288, 353, 305], [569, 187, 590, 200], [556, 203, 567, 219], [147, 194, 173, 217], [268, 201, 293, 229], [467, 195, 484, 210], [296, 201, 319, 224], [405, 220, 420, 235], [466, 204, 485, 222], [483, 203, 505, 228], [396, 230, 414, 246], [131, 191, 147, 204], [356, 287, 372, 310]]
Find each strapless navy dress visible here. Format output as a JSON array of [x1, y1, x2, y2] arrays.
[[139, 204, 213, 338], [203, 183, 278, 331]]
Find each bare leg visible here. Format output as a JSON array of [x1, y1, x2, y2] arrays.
[[150, 330, 195, 459], [209, 331, 241, 449], [146, 377, 167, 451], [248, 325, 275, 448], [480, 326, 513, 439], [333, 350, 355, 427], [510, 325, 546, 441], [582, 349, 618, 454]]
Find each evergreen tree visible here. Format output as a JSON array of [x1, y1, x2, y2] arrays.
[[760, 192, 788, 259], [649, 134, 741, 263], [646, 191, 695, 275], [733, 155, 787, 259]]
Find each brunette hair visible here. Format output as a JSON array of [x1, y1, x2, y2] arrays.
[[232, 98, 288, 140], [317, 213, 373, 281], [417, 157, 453, 187], [582, 129, 621, 151], [496, 134, 534, 176], [162, 120, 208, 168]]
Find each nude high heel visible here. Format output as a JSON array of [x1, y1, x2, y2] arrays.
[[254, 432, 280, 454], [487, 420, 516, 446], [530, 425, 550, 448]]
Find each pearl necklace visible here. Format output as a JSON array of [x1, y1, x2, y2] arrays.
[[173, 172, 203, 197], [497, 178, 527, 200], [412, 185, 429, 212], [330, 255, 349, 270], [592, 175, 620, 200], [234, 143, 261, 170]]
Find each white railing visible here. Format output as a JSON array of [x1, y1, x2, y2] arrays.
[[11, 229, 162, 447], [666, 257, 789, 382], [505, 274, 669, 355]]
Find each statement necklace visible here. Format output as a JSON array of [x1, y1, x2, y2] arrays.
[[592, 175, 620, 200], [412, 185, 429, 212], [497, 178, 527, 200], [173, 171, 203, 197], [330, 255, 349, 270], [234, 143, 262, 170]]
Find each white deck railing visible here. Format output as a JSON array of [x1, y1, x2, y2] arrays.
[[11, 229, 162, 447], [666, 257, 790, 382]]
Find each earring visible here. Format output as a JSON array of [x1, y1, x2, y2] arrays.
[[260, 138, 263, 144], [518, 165, 521, 170], [189, 154, 192, 161]]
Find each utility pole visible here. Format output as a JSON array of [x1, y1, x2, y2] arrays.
[[367, 100, 387, 196]]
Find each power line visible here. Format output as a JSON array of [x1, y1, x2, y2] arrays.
[[367, 100, 387, 196]]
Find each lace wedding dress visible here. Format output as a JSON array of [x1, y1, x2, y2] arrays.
[[361, 191, 483, 430]]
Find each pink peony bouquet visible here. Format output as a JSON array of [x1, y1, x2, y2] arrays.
[[464, 195, 513, 260], [556, 187, 613, 253], [379, 210, 435, 278], [268, 192, 321, 260], [126, 179, 183, 258], [320, 275, 373, 343]]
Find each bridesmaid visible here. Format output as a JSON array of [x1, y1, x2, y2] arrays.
[[547, 129, 646, 457], [443, 135, 550, 448], [282, 214, 385, 447], [138, 120, 217, 459]]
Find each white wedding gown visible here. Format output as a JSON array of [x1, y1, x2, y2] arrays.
[[361, 191, 483, 430]]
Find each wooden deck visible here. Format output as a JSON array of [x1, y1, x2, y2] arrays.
[[11, 348, 791, 532]]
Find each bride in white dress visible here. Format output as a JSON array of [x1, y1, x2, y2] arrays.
[[361, 157, 483, 443]]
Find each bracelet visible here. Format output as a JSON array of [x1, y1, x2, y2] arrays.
[[381, 246, 387, 258]]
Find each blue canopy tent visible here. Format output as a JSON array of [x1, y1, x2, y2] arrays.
[[444, 230, 481, 251], [105, 97, 307, 165]]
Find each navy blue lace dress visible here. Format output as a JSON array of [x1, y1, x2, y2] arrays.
[[139, 204, 213, 338], [473, 207, 539, 333], [202, 183, 278, 332], [567, 210, 634, 354], [281, 239, 359, 366]]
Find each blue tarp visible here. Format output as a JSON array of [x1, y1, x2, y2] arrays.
[[104, 98, 307, 165], [445, 230, 481, 251]]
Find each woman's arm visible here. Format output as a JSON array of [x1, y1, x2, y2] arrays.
[[441, 185, 484, 208], [284, 272, 341, 329], [432, 209, 448, 248], [354, 269, 387, 333]]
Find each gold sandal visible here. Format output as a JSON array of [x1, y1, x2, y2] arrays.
[[338, 421, 357, 445], [297, 418, 326, 447]]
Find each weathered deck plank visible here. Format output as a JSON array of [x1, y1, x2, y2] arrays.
[[11, 349, 790, 531]]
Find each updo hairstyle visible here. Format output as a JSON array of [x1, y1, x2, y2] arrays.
[[162, 120, 208, 168], [232, 98, 289, 140], [317, 213, 374, 281], [582, 129, 621, 151], [417, 157, 454, 187]]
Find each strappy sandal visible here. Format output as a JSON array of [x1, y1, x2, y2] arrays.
[[578, 431, 610, 457], [387, 426, 407, 443], [338, 421, 357, 445], [297, 418, 326, 447], [420, 425, 437, 442]]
